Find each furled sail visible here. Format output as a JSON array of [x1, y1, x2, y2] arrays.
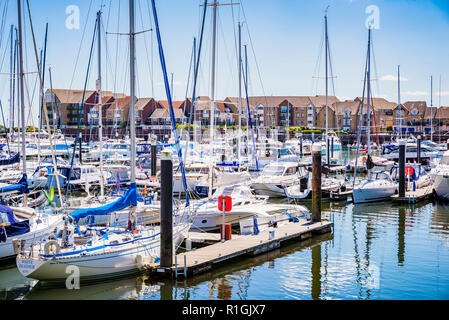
[[0, 174, 29, 195], [0, 153, 20, 166], [70, 183, 143, 223]]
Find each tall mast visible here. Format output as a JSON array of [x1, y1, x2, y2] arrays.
[[439, 75, 441, 143], [398, 65, 401, 139], [237, 21, 242, 163], [208, 0, 217, 198], [97, 10, 104, 197], [9, 25, 13, 154], [129, 0, 136, 183], [430, 75, 433, 142], [325, 10, 329, 162], [244, 44, 249, 149], [17, 0, 27, 206], [366, 28, 372, 176]]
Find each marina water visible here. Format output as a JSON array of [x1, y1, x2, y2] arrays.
[[1, 149, 448, 300]]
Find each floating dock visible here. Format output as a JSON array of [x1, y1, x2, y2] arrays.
[[145, 220, 333, 279], [391, 186, 434, 204]]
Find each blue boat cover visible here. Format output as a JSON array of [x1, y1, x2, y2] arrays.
[[0, 205, 30, 241], [0, 153, 20, 166], [5, 220, 30, 237], [0, 174, 29, 195], [0, 204, 18, 224], [70, 183, 143, 223]]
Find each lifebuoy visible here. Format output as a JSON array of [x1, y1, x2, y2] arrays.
[[44, 240, 61, 256]]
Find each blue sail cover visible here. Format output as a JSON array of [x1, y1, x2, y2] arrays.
[[0, 174, 29, 195], [0, 204, 18, 224], [0, 153, 20, 166], [70, 183, 143, 223], [0, 205, 30, 240]]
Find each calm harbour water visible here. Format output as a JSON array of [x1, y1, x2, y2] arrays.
[[1, 149, 449, 300], [1, 200, 448, 300]]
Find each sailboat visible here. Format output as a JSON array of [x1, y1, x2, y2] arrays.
[[16, 1, 190, 282], [1, 0, 65, 261], [352, 28, 397, 204]]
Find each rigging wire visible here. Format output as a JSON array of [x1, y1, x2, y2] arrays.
[[69, 0, 94, 89], [239, 0, 268, 107]]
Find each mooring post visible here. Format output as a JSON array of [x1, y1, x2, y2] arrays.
[[299, 132, 303, 158], [151, 140, 157, 177], [312, 143, 322, 222], [417, 135, 421, 164], [399, 140, 406, 198], [326, 138, 330, 166], [160, 150, 173, 269]]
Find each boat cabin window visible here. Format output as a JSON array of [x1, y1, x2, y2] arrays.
[[285, 167, 297, 175], [263, 165, 285, 176]]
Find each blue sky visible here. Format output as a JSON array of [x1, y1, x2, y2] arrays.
[[0, 0, 448, 126]]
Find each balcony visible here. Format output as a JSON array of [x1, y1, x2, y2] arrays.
[[67, 106, 83, 111]]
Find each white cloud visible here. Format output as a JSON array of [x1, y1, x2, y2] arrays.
[[402, 91, 428, 96], [379, 75, 408, 81]]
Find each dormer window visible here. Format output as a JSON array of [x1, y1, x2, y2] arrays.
[[411, 108, 419, 116]]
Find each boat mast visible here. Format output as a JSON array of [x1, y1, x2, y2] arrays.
[[8, 25, 13, 155], [97, 10, 104, 197], [17, 0, 27, 206], [208, 0, 217, 198], [325, 9, 329, 163], [237, 21, 242, 163], [129, 0, 136, 184], [430, 75, 433, 142], [397, 65, 401, 139], [366, 28, 372, 178]]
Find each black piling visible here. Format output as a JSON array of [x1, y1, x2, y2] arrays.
[[151, 142, 157, 177], [312, 144, 322, 223], [399, 140, 406, 198], [299, 133, 303, 158], [160, 150, 173, 269]]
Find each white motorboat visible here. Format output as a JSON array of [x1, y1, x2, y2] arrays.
[[430, 150, 449, 200], [352, 171, 397, 204], [191, 184, 310, 231], [251, 162, 306, 197]]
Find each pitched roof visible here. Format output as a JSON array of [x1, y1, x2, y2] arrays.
[[355, 97, 397, 111], [436, 106, 449, 119], [150, 108, 185, 119], [135, 98, 155, 110], [157, 100, 184, 109], [49, 89, 95, 104], [332, 100, 360, 115], [114, 96, 131, 110], [308, 95, 340, 108], [403, 101, 427, 116]]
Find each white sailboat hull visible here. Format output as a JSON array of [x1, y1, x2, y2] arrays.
[[16, 225, 189, 283]]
